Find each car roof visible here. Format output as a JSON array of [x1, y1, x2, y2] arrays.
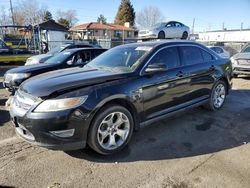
[[118, 40, 202, 48], [62, 47, 105, 53]]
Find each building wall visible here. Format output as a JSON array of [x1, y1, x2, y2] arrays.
[[199, 30, 250, 42], [43, 30, 70, 49], [77, 29, 135, 40]]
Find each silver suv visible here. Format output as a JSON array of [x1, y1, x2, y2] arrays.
[[231, 44, 250, 77]]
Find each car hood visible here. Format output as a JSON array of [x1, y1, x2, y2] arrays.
[[233, 52, 250, 60], [20, 67, 127, 98], [28, 54, 52, 62], [6, 63, 57, 74]]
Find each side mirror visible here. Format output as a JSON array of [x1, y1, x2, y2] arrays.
[[145, 63, 167, 74], [66, 60, 73, 65]]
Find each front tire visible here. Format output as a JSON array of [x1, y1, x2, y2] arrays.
[[158, 31, 165, 39], [87, 104, 134, 155], [204, 80, 227, 111]]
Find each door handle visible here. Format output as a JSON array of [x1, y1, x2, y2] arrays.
[[176, 71, 184, 77], [209, 65, 215, 71]]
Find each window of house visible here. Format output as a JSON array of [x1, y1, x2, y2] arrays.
[[114, 30, 122, 37], [127, 31, 132, 38]]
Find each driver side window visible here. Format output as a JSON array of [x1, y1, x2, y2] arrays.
[[74, 51, 92, 65], [149, 47, 180, 69]]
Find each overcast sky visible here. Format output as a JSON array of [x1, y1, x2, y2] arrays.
[[2, 0, 250, 32]]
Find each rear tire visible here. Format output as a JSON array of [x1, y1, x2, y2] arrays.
[[181, 31, 188, 39], [87, 104, 134, 155], [204, 80, 227, 111], [158, 31, 165, 39]]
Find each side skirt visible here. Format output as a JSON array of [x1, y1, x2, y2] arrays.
[[140, 98, 209, 128]]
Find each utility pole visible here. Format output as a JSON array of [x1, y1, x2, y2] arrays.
[[9, 0, 15, 26], [222, 22, 225, 30], [192, 18, 195, 34], [241, 22, 243, 30]]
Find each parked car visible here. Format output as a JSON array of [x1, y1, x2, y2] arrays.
[[230, 43, 250, 77], [3, 48, 106, 93], [138, 21, 190, 39], [208, 46, 230, 58], [9, 41, 232, 155], [25, 43, 101, 65]]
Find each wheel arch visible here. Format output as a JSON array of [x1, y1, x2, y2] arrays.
[[90, 96, 141, 131], [217, 76, 230, 95]]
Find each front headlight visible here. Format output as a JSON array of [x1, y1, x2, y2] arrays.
[[6, 73, 31, 81], [34, 96, 88, 112], [230, 57, 238, 65]]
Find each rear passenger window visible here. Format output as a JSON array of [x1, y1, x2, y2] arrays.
[[180, 46, 203, 65], [201, 49, 214, 62], [149, 47, 180, 69]]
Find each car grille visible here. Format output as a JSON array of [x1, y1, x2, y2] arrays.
[[13, 90, 36, 115], [238, 59, 250, 66]]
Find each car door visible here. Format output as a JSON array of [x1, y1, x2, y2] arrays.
[[178, 45, 216, 101], [163, 22, 176, 38], [174, 22, 184, 38], [141, 46, 192, 120]]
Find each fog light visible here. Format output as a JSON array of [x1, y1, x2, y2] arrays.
[[50, 129, 75, 138]]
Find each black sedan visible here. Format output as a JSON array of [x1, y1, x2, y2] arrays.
[[3, 48, 106, 93], [9, 41, 232, 155]]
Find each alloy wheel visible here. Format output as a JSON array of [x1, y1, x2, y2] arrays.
[[97, 112, 130, 150], [213, 83, 226, 108]]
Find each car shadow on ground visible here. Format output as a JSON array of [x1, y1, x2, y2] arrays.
[[65, 89, 250, 162]]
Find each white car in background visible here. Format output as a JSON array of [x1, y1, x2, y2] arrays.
[[208, 46, 230, 58], [139, 21, 190, 40]]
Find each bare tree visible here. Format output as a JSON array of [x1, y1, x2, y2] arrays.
[[0, 6, 11, 26], [56, 10, 78, 28], [136, 6, 165, 29], [13, 0, 48, 25]]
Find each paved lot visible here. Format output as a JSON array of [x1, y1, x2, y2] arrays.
[[0, 65, 250, 188]]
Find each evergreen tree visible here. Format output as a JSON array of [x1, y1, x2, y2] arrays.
[[58, 18, 70, 28], [114, 0, 135, 26], [97, 14, 107, 24], [43, 11, 53, 21]]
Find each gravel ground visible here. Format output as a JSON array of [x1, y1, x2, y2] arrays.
[[0, 65, 250, 188]]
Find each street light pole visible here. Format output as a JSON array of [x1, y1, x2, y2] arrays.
[[9, 0, 15, 26]]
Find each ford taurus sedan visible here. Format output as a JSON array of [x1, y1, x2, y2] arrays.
[[139, 21, 190, 39], [9, 41, 232, 155]]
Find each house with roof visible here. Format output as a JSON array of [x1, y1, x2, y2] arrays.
[[34, 20, 69, 50], [70, 22, 136, 40]]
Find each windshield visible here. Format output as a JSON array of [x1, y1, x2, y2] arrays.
[[47, 46, 64, 56], [242, 46, 250, 53], [45, 51, 72, 64], [88, 46, 152, 73]]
